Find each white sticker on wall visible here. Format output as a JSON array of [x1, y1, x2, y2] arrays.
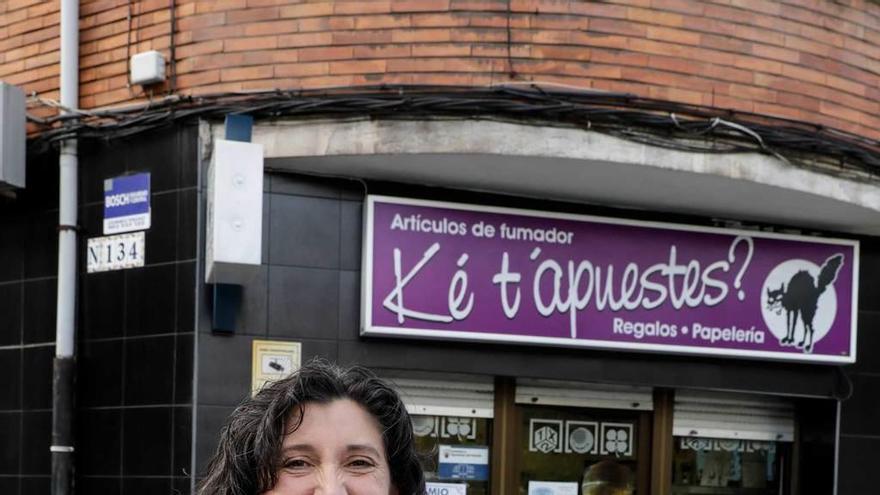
[[529, 419, 563, 453], [565, 421, 598, 454], [251, 340, 301, 396], [441, 417, 477, 439], [438, 445, 489, 481], [600, 422, 634, 457], [412, 416, 439, 437]]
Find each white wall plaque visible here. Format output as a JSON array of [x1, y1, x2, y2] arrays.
[[87, 232, 145, 273]]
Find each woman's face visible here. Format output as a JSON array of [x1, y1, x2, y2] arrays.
[[264, 399, 398, 495]]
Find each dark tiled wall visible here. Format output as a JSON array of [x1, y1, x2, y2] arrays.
[[0, 125, 198, 495], [194, 171, 873, 492], [837, 237, 880, 495], [0, 148, 60, 493], [194, 173, 360, 473]]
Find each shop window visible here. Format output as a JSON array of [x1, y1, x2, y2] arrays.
[[413, 415, 492, 495], [516, 405, 650, 495], [671, 437, 791, 494]]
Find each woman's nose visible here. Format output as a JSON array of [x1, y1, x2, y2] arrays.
[[314, 467, 347, 495]]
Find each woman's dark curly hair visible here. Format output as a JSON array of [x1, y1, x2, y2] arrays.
[[198, 359, 425, 495]]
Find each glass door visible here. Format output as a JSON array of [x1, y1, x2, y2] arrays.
[[514, 405, 651, 495], [671, 437, 791, 495], [413, 414, 493, 495]]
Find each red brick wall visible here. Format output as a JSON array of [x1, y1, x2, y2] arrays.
[[3, 0, 879, 138]]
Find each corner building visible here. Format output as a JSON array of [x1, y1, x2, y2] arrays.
[[1, 1, 879, 494]]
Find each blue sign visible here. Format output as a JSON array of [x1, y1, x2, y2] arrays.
[[103, 173, 151, 234], [438, 445, 489, 481]]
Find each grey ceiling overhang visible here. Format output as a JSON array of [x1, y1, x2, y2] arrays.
[[210, 119, 880, 236]]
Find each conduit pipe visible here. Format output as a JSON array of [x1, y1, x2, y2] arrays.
[[52, 0, 79, 493]]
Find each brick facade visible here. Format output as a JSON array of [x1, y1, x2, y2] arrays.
[[2, 1, 878, 135]]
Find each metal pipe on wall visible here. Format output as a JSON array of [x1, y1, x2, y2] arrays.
[[52, 0, 79, 493]]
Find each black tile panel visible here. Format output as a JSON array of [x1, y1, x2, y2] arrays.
[[0, 214, 24, 282], [81, 269, 125, 340], [840, 372, 880, 436], [177, 188, 198, 261], [197, 334, 253, 406], [77, 409, 121, 475], [269, 173, 341, 199], [78, 339, 123, 408], [268, 195, 340, 269], [858, 238, 880, 312], [267, 266, 338, 340], [128, 128, 178, 194], [0, 476, 19, 495], [853, 310, 880, 373], [0, 412, 21, 474], [0, 348, 22, 411], [0, 349, 21, 410], [21, 411, 51, 474], [262, 192, 270, 263], [179, 124, 199, 189], [339, 179, 366, 201], [145, 192, 179, 265], [175, 334, 194, 404], [20, 476, 49, 495], [79, 140, 128, 205], [122, 407, 172, 476], [21, 346, 53, 410], [77, 477, 121, 495], [340, 200, 363, 271], [122, 476, 171, 495], [124, 336, 175, 406], [0, 283, 22, 346], [173, 476, 192, 495], [125, 264, 177, 336], [22, 278, 56, 345], [838, 435, 880, 495], [77, 202, 102, 241], [20, 150, 59, 211], [300, 339, 339, 364], [23, 210, 57, 279], [235, 265, 268, 336], [194, 405, 235, 475], [176, 262, 196, 334], [337, 339, 840, 397], [172, 406, 193, 477], [338, 270, 360, 341]]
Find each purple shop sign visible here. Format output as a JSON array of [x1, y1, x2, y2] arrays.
[[362, 196, 859, 364]]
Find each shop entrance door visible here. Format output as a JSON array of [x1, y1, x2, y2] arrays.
[[513, 404, 652, 495]]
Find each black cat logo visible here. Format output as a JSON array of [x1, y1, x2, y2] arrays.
[[765, 254, 844, 353]]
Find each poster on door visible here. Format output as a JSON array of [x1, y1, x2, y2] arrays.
[[438, 445, 489, 481]]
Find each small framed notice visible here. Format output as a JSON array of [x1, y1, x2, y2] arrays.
[[251, 340, 301, 396]]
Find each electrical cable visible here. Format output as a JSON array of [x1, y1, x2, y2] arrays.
[[24, 84, 880, 177]]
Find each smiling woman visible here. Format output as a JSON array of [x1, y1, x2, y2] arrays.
[[198, 360, 426, 495]]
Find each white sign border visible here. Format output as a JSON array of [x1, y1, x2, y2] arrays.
[[361, 195, 859, 365]]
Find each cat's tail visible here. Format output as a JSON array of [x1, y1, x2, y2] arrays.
[[817, 254, 844, 293]]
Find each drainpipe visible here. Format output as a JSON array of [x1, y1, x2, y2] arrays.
[[52, 0, 79, 494]]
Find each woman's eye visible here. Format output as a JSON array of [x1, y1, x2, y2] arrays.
[[347, 458, 376, 469], [282, 458, 310, 469]]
